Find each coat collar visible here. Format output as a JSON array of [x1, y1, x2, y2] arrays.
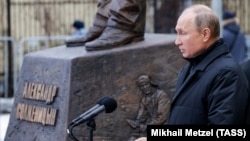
[[185, 38, 229, 72], [172, 38, 229, 102]]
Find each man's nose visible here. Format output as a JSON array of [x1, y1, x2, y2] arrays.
[[175, 37, 181, 46]]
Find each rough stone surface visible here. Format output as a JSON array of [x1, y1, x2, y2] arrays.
[[5, 33, 187, 141]]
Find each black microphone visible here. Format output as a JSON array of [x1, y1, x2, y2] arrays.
[[70, 96, 110, 126], [70, 96, 117, 127]]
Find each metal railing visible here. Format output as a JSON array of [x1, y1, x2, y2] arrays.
[[1, 36, 69, 98], [18, 36, 69, 69], [0, 37, 17, 98]]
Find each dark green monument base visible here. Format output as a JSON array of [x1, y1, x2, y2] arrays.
[[5, 33, 186, 141]]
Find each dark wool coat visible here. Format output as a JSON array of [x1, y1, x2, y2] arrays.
[[240, 59, 250, 124], [168, 39, 249, 124]]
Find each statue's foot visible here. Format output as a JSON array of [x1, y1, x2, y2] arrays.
[[65, 35, 88, 47], [85, 27, 144, 51], [65, 26, 105, 47]]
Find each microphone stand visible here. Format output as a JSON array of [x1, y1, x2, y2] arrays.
[[87, 118, 96, 141], [67, 118, 96, 141], [67, 124, 80, 141]]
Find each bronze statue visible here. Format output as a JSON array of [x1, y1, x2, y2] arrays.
[[126, 75, 171, 141], [66, 0, 146, 51]]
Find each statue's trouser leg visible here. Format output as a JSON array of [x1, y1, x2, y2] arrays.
[[85, 0, 146, 51], [66, 0, 112, 47]]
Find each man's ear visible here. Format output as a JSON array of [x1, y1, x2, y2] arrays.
[[202, 28, 211, 42]]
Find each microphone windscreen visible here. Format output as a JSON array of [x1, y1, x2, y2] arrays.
[[96, 96, 110, 104], [102, 97, 117, 113]]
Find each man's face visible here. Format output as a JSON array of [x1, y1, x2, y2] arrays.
[[139, 82, 151, 95], [175, 12, 206, 58]]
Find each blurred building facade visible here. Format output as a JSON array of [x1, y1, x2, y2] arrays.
[[0, 0, 250, 39]]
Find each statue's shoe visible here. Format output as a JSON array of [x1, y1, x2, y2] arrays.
[[85, 27, 144, 51]]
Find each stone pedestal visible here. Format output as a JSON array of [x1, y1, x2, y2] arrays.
[[5, 33, 186, 141]]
